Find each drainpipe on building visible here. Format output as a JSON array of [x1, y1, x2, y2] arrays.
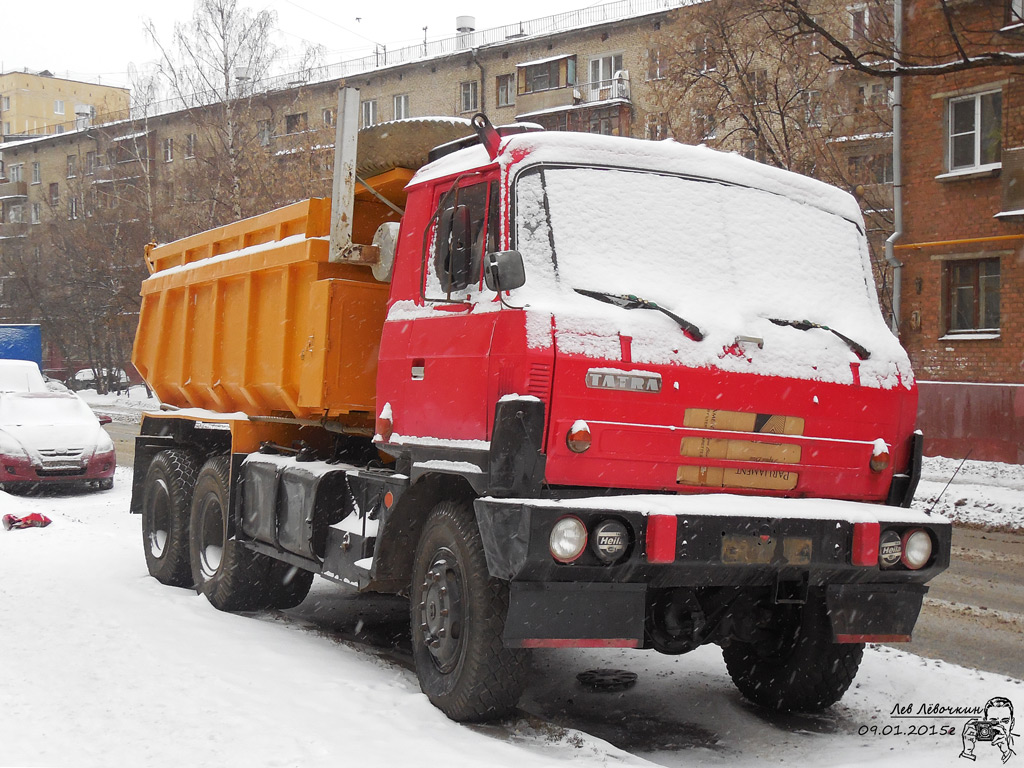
[[884, 0, 904, 336], [472, 49, 485, 115]]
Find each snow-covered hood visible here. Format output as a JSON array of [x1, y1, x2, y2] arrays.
[[0, 423, 112, 465]]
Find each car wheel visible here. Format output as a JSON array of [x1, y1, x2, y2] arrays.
[[98, 477, 114, 491], [142, 449, 200, 587], [411, 500, 529, 722], [189, 455, 272, 612]]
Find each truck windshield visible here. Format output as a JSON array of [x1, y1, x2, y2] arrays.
[[513, 166, 879, 334]]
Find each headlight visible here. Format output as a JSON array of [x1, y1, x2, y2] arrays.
[[549, 516, 588, 563], [0, 431, 27, 459], [901, 529, 933, 570]]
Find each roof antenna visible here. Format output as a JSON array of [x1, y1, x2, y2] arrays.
[[471, 113, 501, 159], [926, 449, 972, 516]]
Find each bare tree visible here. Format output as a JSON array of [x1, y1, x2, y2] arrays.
[[765, 0, 1024, 77]]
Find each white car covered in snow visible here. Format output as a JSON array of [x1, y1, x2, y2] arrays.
[[0, 391, 116, 491], [0, 359, 48, 393]]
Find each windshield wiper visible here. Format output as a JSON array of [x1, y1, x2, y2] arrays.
[[769, 318, 870, 360], [575, 289, 704, 341]]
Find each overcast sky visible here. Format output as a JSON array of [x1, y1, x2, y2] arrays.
[[3, 0, 603, 89]]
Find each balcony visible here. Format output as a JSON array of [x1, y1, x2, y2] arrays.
[[516, 74, 631, 119], [0, 221, 29, 240], [0, 180, 28, 202]]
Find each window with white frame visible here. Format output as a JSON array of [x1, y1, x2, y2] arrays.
[[85, 151, 96, 175], [257, 120, 271, 146], [590, 53, 624, 90], [66, 155, 76, 178], [54, 99, 65, 115], [460, 82, 478, 113], [647, 48, 664, 81], [31, 162, 40, 184], [361, 99, 377, 127], [30, 202, 41, 224], [68, 196, 78, 220], [496, 75, 515, 107], [394, 94, 410, 120], [1011, 0, 1023, 23], [948, 90, 1002, 171], [322, 108, 335, 127], [185, 133, 197, 158], [163, 138, 174, 163], [1, 96, 9, 111], [8, 204, 24, 224], [848, 5, 869, 39], [9, 163, 23, 182], [804, 90, 823, 126]]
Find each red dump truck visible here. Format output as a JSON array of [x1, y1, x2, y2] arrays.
[[130, 88, 950, 722]]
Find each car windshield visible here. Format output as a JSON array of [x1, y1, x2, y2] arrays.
[[0, 395, 96, 426], [512, 166, 879, 332], [0, 362, 47, 393]]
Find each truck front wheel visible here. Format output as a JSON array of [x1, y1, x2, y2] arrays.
[[189, 456, 271, 612], [142, 449, 200, 587], [722, 592, 863, 712], [411, 500, 529, 722]]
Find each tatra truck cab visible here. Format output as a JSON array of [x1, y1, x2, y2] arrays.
[[131, 89, 950, 722]]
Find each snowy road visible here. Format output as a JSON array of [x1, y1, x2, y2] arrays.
[[2, 471, 1022, 768]]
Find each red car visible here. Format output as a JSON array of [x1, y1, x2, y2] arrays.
[[0, 391, 116, 490]]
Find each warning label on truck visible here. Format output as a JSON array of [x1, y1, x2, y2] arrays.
[[679, 437, 801, 464], [676, 465, 799, 491]]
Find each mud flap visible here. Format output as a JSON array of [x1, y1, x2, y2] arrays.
[[825, 583, 927, 642], [503, 582, 646, 647]]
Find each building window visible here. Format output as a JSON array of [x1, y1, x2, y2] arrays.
[[285, 112, 308, 134], [590, 53, 624, 88], [163, 138, 174, 163], [459, 82, 478, 113], [68, 196, 79, 220], [66, 155, 77, 178], [1012, 0, 1024, 23], [360, 100, 377, 127], [9, 163, 23, 182], [393, 94, 409, 120], [496, 75, 515, 107], [49, 183, 59, 206], [857, 82, 887, 107], [8, 205, 24, 224], [30, 202, 41, 224], [521, 58, 570, 94], [588, 106, 620, 135], [31, 162, 40, 184], [746, 69, 768, 106], [257, 120, 272, 146], [946, 258, 1000, 332], [949, 90, 1002, 171], [646, 112, 668, 140], [647, 48, 664, 81], [322, 108, 335, 127], [85, 151, 96, 175], [849, 5, 869, 39], [185, 133, 197, 158], [1, 96, 9, 111], [699, 112, 716, 140], [55, 99, 65, 115], [696, 37, 716, 73]]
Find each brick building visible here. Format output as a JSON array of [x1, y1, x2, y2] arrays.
[[895, 0, 1024, 461]]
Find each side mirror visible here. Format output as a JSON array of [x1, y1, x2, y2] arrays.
[[98, 414, 113, 426], [434, 204, 472, 291], [484, 250, 526, 292]]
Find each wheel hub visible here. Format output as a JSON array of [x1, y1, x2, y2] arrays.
[[418, 552, 463, 673]]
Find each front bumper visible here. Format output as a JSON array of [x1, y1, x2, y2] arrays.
[[474, 493, 950, 646], [0, 450, 115, 485]]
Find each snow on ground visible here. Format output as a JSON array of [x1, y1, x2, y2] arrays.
[[78, 384, 160, 423], [1, 469, 1022, 768], [914, 456, 1024, 531]]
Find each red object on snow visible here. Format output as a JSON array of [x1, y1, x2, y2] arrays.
[[2, 513, 53, 530]]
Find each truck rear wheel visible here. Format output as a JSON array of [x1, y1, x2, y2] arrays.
[[266, 561, 314, 609], [411, 500, 529, 722], [722, 592, 863, 712], [189, 456, 272, 612], [142, 449, 200, 587]]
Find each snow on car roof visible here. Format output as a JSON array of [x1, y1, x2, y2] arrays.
[[0, 359, 47, 393]]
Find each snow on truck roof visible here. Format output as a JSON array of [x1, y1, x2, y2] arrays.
[[412, 132, 864, 225]]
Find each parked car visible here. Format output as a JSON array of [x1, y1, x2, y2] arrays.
[[43, 376, 72, 394], [69, 367, 130, 392], [0, 360, 48, 393], [0, 391, 116, 491]]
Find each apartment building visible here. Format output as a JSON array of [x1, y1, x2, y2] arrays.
[[0, 69, 129, 141]]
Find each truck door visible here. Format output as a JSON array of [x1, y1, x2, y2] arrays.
[[402, 178, 500, 441]]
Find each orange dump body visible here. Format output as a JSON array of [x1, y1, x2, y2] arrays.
[[133, 169, 413, 428]]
